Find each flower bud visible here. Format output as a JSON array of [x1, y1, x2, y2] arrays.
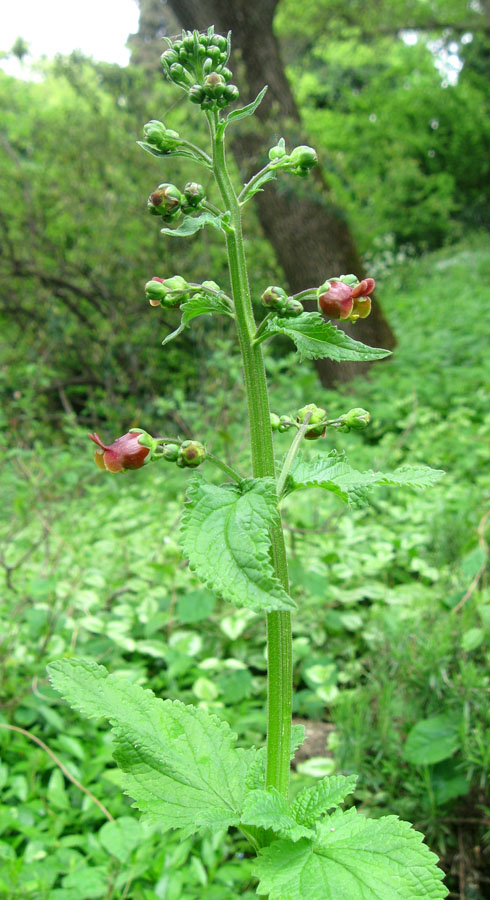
[[339, 408, 371, 431], [222, 84, 239, 104], [147, 183, 183, 217], [161, 442, 180, 462], [284, 298, 304, 318], [278, 415, 295, 433], [161, 48, 179, 67], [161, 275, 189, 307], [296, 403, 326, 439], [318, 281, 354, 320], [220, 66, 233, 82], [143, 120, 180, 153], [183, 182, 205, 208], [178, 440, 206, 468], [89, 430, 155, 473], [290, 145, 318, 168], [189, 84, 206, 105], [202, 280, 220, 292], [270, 413, 281, 431], [351, 277, 375, 299], [145, 277, 167, 306], [261, 285, 288, 311], [269, 138, 287, 161]]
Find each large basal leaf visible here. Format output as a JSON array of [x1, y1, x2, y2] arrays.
[[258, 312, 391, 362], [291, 775, 358, 828], [160, 211, 228, 238], [181, 476, 295, 613], [285, 452, 444, 507], [253, 808, 448, 899], [161, 292, 234, 347], [48, 658, 253, 837]]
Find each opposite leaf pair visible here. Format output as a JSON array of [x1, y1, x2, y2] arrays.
[[48, 659, 448, 900]]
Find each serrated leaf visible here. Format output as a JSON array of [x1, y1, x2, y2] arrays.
[[226, 86, 268, 124], [372, 465, 445, 490], [254, 808, 448, 899], [259, 312, 391, 362], [403, 715, 460, 766], [291, 775, 358, 827], [181, 477, 295, 613], [285, 452, 444, 508], [48, 658, 253, 836], [161, 292, 234, 347], [285, 451, 374, 507], [241, 788, 313, 842], [160, 211, 227, 238]]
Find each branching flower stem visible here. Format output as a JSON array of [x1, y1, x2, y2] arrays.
[[207, 109, 292, 798], [276, 412, 313, 499]]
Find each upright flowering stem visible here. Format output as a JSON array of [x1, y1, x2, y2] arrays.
[[208, 111, 292, 797]]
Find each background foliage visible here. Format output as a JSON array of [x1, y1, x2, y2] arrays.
[[1, 0, 489, 896]]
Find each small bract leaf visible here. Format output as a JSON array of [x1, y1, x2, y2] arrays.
[[291, 774, 358, 827], [181, 476, 296, 613], [162, 292, 233, 347], [226, 85, 268, 124], [259, 312, 391, 362], [241, 787, 313, 842], [253, 809, 448, 899], [161, 211, 226, 237]]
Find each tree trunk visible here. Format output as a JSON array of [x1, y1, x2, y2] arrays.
[[132, 0, 396, 384]]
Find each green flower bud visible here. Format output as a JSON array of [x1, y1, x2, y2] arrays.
[[283, 298, 304, 318], [143, 120, 180, 154], [169, 63, 189, 85], [145, 277, 167, 305], [339, 408, 371, 431], [297, 403, 326, 439], [183, 182, 205, 208], [161, 275, 189, 307], [178, 440, 206, 468], [289, 145, 318, 171], [147, 183, 182, 216], [204, 71, 225, 91], [278, 415, 295, 433], [220, 66, 233, 82], [202, 280, 220, 292], [189, 84, 206, 104], [161, 48, 179, 67], [222, 84, 239, 103], [270, 413, 281, 431], [269, 138, 287, 161], [261, 285, 288, 310], [161, 443, 180, 462]]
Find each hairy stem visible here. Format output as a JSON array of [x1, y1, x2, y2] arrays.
[[208, 111, 292, 797]]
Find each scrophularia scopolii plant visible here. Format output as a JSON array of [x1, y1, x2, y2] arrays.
[[49, 27, 448, 900]]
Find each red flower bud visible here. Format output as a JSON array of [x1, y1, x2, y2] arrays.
[[318, 281, 354, 320], [88, 431, 151, 473]]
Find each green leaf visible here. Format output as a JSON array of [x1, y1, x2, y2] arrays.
[[161, 292, 234, 347], [291, 775, 358, 827], [241, 788, 313, 842], [98, 816, 142, 863], [160, 211, 228, 238], [48, 658, 254, 836], [253, 809, 448, 899], [285, 452, 444, 508], [137, 141, 206, 163], [181, 476, 295, 613], [258, 312, 391, 362], [403, 715, 461, 766], [225, 86, 268, 125]]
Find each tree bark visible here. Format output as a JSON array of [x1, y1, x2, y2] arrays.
[[133, 0, 396, 384]]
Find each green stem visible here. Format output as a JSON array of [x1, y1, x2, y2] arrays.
[[208, 111, 292, 797], [276, 412, 312, 499], [238, 161, 277, 205], [206, 453, 243, 483]]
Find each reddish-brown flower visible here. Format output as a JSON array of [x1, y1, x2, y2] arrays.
[[88, 431, 151, 473], [318, 281, 354, 320]]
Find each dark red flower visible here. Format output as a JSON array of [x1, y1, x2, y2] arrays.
[[88, 431, 151, 473]]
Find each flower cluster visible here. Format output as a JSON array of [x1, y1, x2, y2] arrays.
[[89, 431, 206, 473], [261, 286, 304, 318], [142, 120, 181, 155], [160, 28, 239, 111], [269, 139, 318, 178], [318, 276, 375, 321], [147, 181, 205, 223]]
